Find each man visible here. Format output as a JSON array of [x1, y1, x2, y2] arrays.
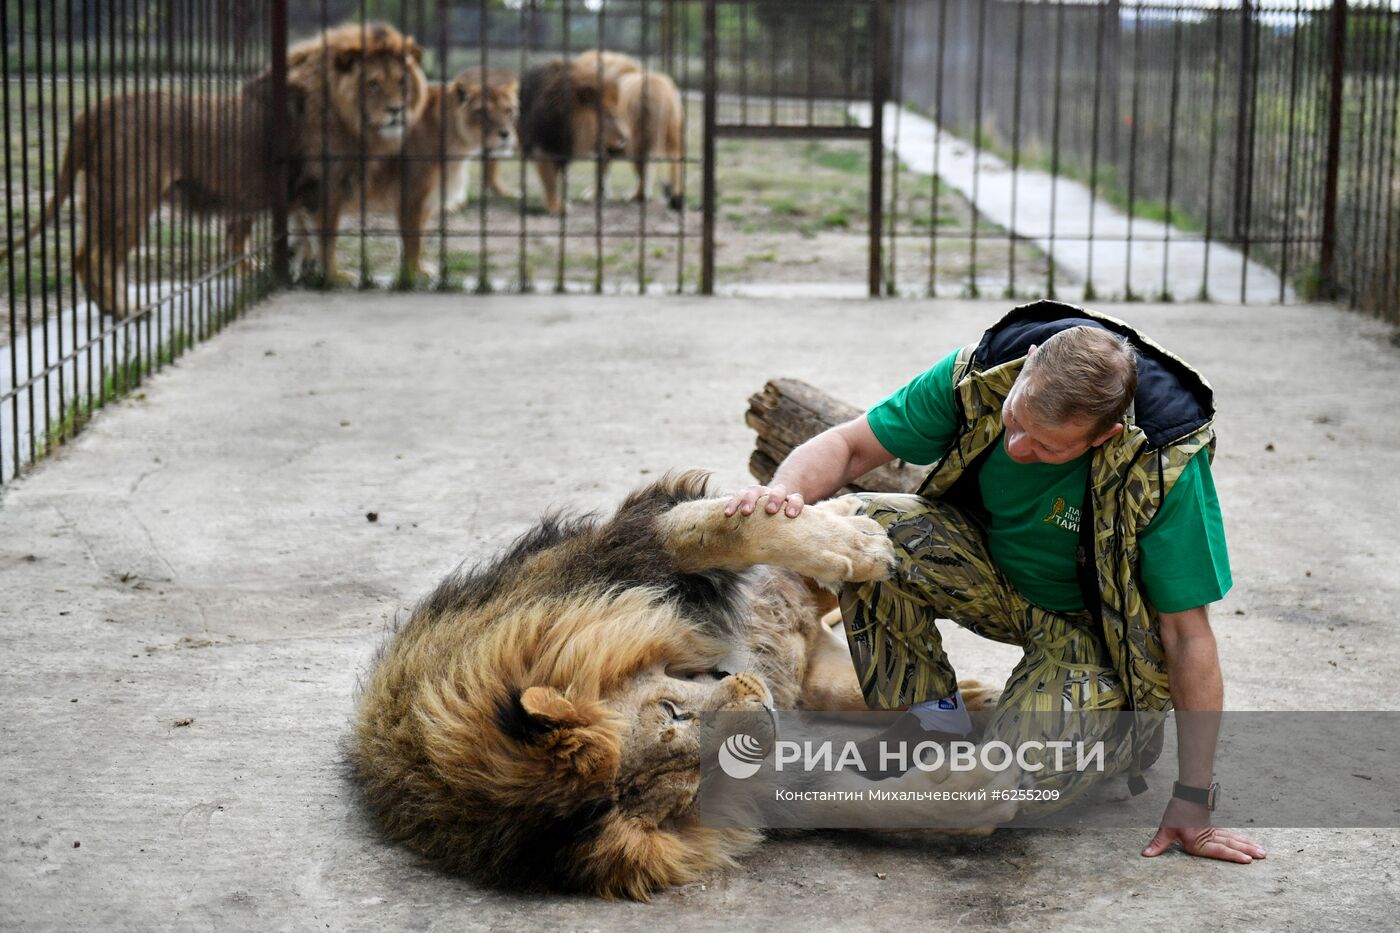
[[726, 302, 1266, 864]]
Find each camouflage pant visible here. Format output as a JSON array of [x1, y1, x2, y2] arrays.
[[840, 493, 1144, 806]]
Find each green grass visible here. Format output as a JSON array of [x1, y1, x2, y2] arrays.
[[819, 210, 850, 229], [34, 323, 187, 462], [766, 197, 805, 217], [809, 147, 864, 174]]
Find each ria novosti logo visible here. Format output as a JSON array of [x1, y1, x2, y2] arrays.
[[717, 733, 766, 779], [717, 733, 1107, 779]]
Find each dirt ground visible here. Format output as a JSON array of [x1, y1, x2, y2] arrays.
[[2, 292, 1399, 931], [312, 128, 1044, 299]]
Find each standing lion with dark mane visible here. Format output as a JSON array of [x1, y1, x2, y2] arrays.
[[350, 473, 1011, 900]]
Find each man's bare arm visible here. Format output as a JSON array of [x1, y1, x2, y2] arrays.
[[725, 416, 897, 519], [1142, 606, 1267, 863]]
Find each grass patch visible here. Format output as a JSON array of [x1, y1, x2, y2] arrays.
[[766, 197, 805, 217], [808, 146, 864, 175], [35, 323, 188, 462], [820, 210, 850, 229]]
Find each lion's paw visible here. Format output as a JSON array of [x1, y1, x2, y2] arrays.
[[813, 495, 869, 519], [790, 512, 895, 586]]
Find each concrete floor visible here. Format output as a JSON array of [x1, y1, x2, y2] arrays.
[[3, 292, 1398, 931]]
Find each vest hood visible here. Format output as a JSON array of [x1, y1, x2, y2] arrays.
[[974, 300, 1214, 450]]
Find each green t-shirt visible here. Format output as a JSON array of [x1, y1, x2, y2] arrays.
[[866, 350, 1232, 614]]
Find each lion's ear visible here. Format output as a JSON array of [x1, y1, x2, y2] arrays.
[[504, 687, 620, 786], [406, 39, 424, 64], [454, 81, 480, 107], [518, 686, 588, 729], [333, 49, 358, 73]]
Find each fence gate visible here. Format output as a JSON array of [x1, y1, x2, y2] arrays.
[[700, 0, 892, 297]]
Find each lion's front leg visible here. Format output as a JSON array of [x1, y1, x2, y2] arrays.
[[658, 495, 895, 588]]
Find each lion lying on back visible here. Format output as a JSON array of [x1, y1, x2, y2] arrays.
[[350, 472, 1011, 899]]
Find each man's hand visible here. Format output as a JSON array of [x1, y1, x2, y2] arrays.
[[724, 484, 804, 519], [1142, 798, 1267, 863], [1148, 606, 1266, 863], [724, 417, 897, 521]]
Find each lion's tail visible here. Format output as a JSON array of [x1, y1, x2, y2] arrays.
[[1, 112, 85, 263], [663, 100, 684, 212]]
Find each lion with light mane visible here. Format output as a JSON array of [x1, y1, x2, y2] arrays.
[[350, 472, 1011, 900], [282, 21, 428, 282]]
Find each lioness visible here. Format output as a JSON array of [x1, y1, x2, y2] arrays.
[[282, 21, 428, 282], [514, 56, 630, 215], [359, 68, 517, 285], [0, 73, 303, 318], [350, 473, 1011, 900], [612, 69, 686, 210]]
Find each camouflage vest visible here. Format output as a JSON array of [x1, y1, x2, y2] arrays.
[[915, 302, 1217, 715]]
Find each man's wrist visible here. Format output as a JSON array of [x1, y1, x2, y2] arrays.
[[1171, 779, 1219, 810], [1162, 795, 1212, 828]]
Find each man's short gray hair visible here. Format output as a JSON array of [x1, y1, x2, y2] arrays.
[[1019, 326, 1138, 435]]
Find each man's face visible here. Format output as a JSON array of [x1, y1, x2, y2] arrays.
[[1001, 378, 1121, 465]]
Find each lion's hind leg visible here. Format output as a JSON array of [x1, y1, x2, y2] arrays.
[[797, 611, 867, 711]]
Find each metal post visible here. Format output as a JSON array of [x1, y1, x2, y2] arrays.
[[269, 0, 289, 286], [1319, 0, 1346, 299], [869, 0, 889, 298], [701, 0, 717, 296], [1104, 0, 1121, 165], [1232, 0, 1255, 244]]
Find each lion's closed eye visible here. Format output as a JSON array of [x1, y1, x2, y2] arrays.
[[659, 700, 693, 723], [664, 664, 732, 682]]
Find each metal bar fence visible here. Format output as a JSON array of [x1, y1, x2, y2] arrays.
[[1, 0, 284, 484], [894, 0, 1399, 319]]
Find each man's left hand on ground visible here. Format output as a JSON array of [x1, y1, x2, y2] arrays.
[[1142, 799, 1268, 863]]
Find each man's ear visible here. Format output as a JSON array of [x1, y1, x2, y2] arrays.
[[1091, 422, 1124, 447]]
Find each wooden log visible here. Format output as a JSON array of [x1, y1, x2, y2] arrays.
[[745, 378, 926, 494]]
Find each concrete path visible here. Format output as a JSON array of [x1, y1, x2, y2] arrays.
[[3, 291, 1398, 931], [856, 103, 1293, 304]]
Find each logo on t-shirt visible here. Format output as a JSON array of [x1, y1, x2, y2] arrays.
[[1041, 496, 1081, 533]]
